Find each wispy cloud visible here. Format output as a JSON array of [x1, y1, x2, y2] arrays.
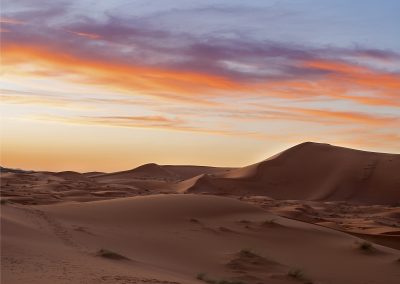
[[3, 42, 399, 109], [1, 0, 399, 163], [0, 17, 24, 24], [30, 113, 254, 138], [2, 44, 248, 105], [66, 30, 101, 40], [0, 88, 161, 110]]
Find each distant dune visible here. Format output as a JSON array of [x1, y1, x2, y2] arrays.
[[93, 163, 233, 183], [162, 165, 234, 180], [94, 163, 181, 181], [2, 142, 399, 204], [180, 142, 400, 204], [52, 171, 91, 180], [82, 171, 106, 177]]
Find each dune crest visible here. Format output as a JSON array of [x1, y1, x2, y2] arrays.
[[181, 142, 400, 204]]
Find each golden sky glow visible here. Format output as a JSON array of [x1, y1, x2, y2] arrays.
[[1, 0, 399, 171]]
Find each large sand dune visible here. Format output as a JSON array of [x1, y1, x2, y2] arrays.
[[2, 194, 399, 283], [3, 142, 398, 204], [181, 142, 400, 204]]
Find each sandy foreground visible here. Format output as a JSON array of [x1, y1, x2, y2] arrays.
[[1, 142, 400, 283]]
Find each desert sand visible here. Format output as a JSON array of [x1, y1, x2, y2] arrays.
[[1, 142, 400, 283], [180, 142, 400, 204]]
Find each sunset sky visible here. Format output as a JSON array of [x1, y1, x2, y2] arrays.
[[1, 0, 400, 172]]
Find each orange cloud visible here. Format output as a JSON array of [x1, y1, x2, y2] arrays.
[[66, 30, 101, 40], [255, 59, 400, 107], [2, 43, 399, 110], [289, 107, 397, 125], [262, 78, 400, 108], [304, 60, 368, 74], [2, 44, 251, 104], [242, 104, 399, 126], [303, 59, 400, 96]]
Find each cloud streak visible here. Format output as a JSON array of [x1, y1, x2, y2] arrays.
[[1, 0, 399, 162], [2, 44, 249, 104], [3, 41, 399, 109]]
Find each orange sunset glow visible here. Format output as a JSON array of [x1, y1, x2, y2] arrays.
[[1, 0, 399, 172]]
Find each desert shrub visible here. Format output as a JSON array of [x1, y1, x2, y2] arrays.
[[263, 219, 277, 225], [96, 249, 129, 260], [288, 268, 313, 283], [288, 269, 304, 279], [195, 273, 244, 284], [196, 272, 206, 280], [217, 281, 244, 284], [239, 248, 254, 256], [358, 241, 373, 252]]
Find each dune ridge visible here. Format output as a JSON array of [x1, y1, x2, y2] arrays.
[[181, 142, 400, 204]]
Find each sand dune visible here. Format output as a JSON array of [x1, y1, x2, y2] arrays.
[[83, 171, 106, 177], [90, 164, 233, 194], [2, 194, 399, 283], [1, 142, 399, 283], [162, 165, 234, 180], [241, 196, 400, 250], [52, 171, 92, 181], [95, 163, 180, 181], [4, 142, 398, 204], [175, 174, 216, 193], [181, 142, 400, 204], [94, 163, 232, 183]]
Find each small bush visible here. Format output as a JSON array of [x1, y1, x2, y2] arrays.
[[195, 273, 245, 284], [358, 241, 373, 252], [288, 269, 304, 279], [196, 272, 206, 280], [96, 249, 129, 260], [288, 269, 313, 283], [217, 281, 244, 284], [263, 219, 277, 225], [239, 248, 254, 256]]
